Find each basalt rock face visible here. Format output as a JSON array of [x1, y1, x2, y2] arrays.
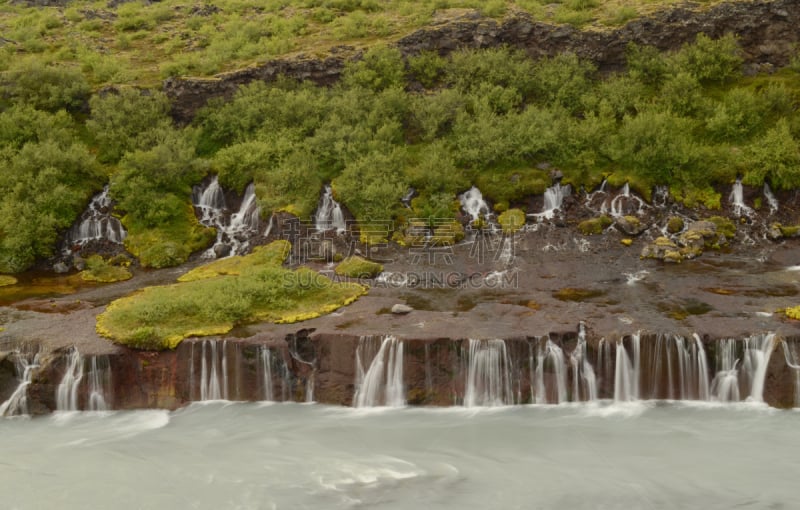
[[164, 0, 800, 122]]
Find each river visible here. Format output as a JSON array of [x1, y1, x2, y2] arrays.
[[1, 401, 798, 509]]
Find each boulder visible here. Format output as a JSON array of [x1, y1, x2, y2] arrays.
[[391, 304, 413, 315]]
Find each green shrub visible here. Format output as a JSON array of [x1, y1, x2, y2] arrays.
[[80, 255, 133, 283], [342, 45, 405, 92], [3, 60, 90, 112], [670, 33, 742, 84]]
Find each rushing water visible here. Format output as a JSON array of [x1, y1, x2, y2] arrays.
[[0, 402, 798, 509]]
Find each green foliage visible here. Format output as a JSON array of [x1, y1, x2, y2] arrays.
[[333, 149, 408, 220], [578, 215, 612, 235], [2, 60, 90, 112], [627, 43, 669, 86], [407, 51, 446, 88], [98, 242, 366, 349], [80, 255, 133, 283], [531, 53, 595, 112], [342, 45, 406, 91], [87, 88, 173, 163], [334, 256, 383, 278], [707, 215, 736, 239], [741, 119, 800, 189], [498, 208, 526, 234], [670, 33, 742, 84]]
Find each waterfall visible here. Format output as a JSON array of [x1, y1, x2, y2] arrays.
[[534, 339, 568, 404], [87, 356, 112, 411], [64, 185, 126, 249], [711, 339, 741, 402], [199, 340, 229, 401], [643, 334, 710, 400], [354, 336, 405, 407], [781, 341, 800, 407], [464, 339, 513, 407], [653, 185, 670, 208], [606, 183, 647, 218], [763, 183, 779, 215], [56, 348, 83, 411], [192, 178, 263, 259], [260, 347, 274, 401], [459, 187, 491, 224], [570, 324, 598, 402], [0, 353, 40, 417], [533, 183, 571, 220], [742, 333, 776, 402], [729, 179, 754, 218], [314, 185, 346, 234], [614, 333, 640, 402]]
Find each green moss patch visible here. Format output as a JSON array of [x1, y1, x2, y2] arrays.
[[667, 216, 684, 234], [97, 241, 366, 350], [179, 241, 290, 282], [785, 306, 800, 320], [79, 255, 132, 283], [498, 208, 526, 234], [553, 287, 605, 302], [334, 256, 384, 278], [0, 275, 17, 287], [707, 216, 736, 239], [578, 215, 612, 235]]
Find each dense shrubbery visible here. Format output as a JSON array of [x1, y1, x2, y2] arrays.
[[2, 30, 800, 272]]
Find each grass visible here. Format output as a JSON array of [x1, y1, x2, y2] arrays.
[[0, 0, 728, 88], [335, 256, 384, 278], [79, 255, 132, 283], [97, 241, 367, 350]]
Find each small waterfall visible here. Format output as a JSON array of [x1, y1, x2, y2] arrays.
[[534, 183, 571, 220], [354, 336, 405, 407], [606, 183, 647, 218], [459, 186, 491, 224], [64, 185, 126, 249], [742, 333, 776, 402], [781, 341, 800, 407], [463, 339, 513, 407], [260, 347, 274, 401], [614, 333, 640, 402], [763, 183, 779, 215], [314, 185, 346, 234], [199, 340, 229, 401], [711, 339, 741, 402], [652, 185, 670, 208], [56, 348, 83, 411], [0, 353, 40, 417], [642, 334, 710, 400], [570, 324, 598, 402], [192, 178, 263, 258], [534, 339, 568, 404], [87, 356, 112, 411], [729, 179, 754, 218]]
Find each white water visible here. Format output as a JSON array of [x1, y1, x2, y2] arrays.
[[463, 339, 513, 406], [605, 183, 648, 218], [763, 182, 779, 215], [2, 403, 799, 510], [192, 177, 263, 258], [314, 185, 346, 234], [570, 323, 598, 402], [354, 336, 405, 407], [729, 178, 754, 218], [532, 183, 571, 220], [260, 346, 274, 401], [64, 185, 126, 249], [534, 339, 568, 404], [87, 356, 111, 411], [459, 186, 491, 224], [56, 348, 84, 411], [0, 353, 40, 417], [198, 340, 229, 401], [614, 333, 640, 401], [742, 333, 776, 402], [781, 341, 800, 407]]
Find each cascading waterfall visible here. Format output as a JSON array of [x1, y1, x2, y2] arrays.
[[781, 341, 800, 407], [729, 178, 754, 218], [533, 183, 571, 220], [87, 356, 112, 411], [464, 339, 513, 407], [192, 178, 263, 258], [642, 334, 709, 400], [605, 183, 647, 218], [199, 340, 229, 401], [534, 339, 568, 404], [260, 347, 274, 401], [741, 333, 776, 402], [614, 333, 640, 402], [459, 187, 491, 225], [763, 182, 779, 215], [314, 185, 346, 234], [570, 324, 598, 402], [56, 348, 83, 411], [354, 336, 405, 407], [63, 185, 126, 249], [710, 339, 740, 402], [0, 353, 40, 417]]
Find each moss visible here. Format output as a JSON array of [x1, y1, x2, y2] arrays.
[[79, 255, 133, 283], [578, 215, 612, 235], [179, 241, 290, 282], [553, 288, 605, 302], [707, 216, 736, 239], [675, 186, 721, 210], [497, 208, 526, 234], [779, 225, 800, 238], [655, 236, 677, 247], [621, 238, 633, 246], [334, 256, 383, 278], [786, 306, 800, 320], [475, 166, 549, 206], [0, 275, 17, 287], [123, 205, 215, 268], [667, 216, 684, 234], [663, 250, 683, 263], [431, 220, 465, 245], [96, 243, 366, 350]]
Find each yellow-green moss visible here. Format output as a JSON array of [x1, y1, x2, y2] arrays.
[[578, 215, 612, 235], [97, 243, 366, 350], [621, 238, 633, 246], [779, 225, 800, 238], [785, 306, 800, 320], [667, 216, 684, 234], [498, 208, 526, 234], [707, 216, 736, 239], [179, 241, 290, 282], [0, 275, 17, 287], [431, 221, 465, 245], [79, 255, 133, 283], [335, 256, 384, 278]]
